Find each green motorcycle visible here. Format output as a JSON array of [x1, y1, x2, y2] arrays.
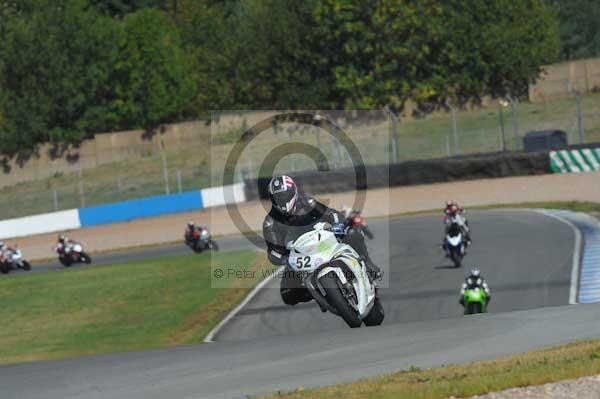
[[463, 286, 488, 315]]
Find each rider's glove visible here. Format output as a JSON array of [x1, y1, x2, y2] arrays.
[[288, 256, 297, 268], [331, 223, 347, 237]]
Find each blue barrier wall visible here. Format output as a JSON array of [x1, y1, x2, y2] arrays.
[[78, 190, 203, 227]]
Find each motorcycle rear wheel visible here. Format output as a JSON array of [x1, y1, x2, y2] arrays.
[[363, 297, 384, 326], [0, 262, 10, 274]]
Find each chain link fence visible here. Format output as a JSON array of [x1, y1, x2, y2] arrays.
[[3, 94, 600, 220]]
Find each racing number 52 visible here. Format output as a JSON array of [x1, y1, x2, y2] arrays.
[[296, 256, 311, 269]]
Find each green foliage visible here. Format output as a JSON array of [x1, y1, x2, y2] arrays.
[[313, 0, 560, 111], [0, 0, 563, 155], [111, 8, 196, 130], [90, 0, 167, 17], [0, 0, 120, 154], [553, 0, 600, 60]]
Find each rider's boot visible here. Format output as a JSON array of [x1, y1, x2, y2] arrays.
[[364, 257, 382, 282]]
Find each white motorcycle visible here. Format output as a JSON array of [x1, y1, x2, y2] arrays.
[[0, 248, 32, 274], [58, 242, 92, 267], [287, 223, 384, 328], [444, 222, 466, 268]]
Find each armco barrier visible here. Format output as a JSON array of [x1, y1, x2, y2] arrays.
[[200, 183, 247, 208], [245, 151, 550, 200], [78, 190, 203, 227], [0, 209, 81, 240]]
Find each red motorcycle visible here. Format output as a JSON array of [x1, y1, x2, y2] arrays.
[[345, 210, 374, 239], [185, 229, 219, 253]]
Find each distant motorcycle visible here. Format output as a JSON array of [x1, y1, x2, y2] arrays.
[[463, 284, 489, 315], [344, 210, 373, 239], [56, 241, 92, 267], [186, 229, 219, 253], [0, 248, 31, 274], [444, 222, 466, 268]]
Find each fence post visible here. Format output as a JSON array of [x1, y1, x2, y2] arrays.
[[445, 99, 459, 155], [159, 139, 170, 195], [572, 90, 585, 144], [388, 109, 400, 163], [78, 169, 85, 207], [506, 94, 520, 150], [53, 189, 58, 211], [498, 100, 507, 151], [117, 177, 123, 198], [331, 120, 341, 167], [177, 169, 182, 193]]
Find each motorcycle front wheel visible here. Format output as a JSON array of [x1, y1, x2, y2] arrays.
[[60, 257, 72, 267], [81, 252, 92, 264], [321, 272, 362, 328], [466, 302, 482, 315], [450, 248, 462, 268]]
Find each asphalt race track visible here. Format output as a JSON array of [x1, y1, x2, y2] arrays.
[[215, 210, 575, 340], [2, 209, 595, 399]]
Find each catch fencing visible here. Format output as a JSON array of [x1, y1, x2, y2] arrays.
[[3, 94, 600, 220]]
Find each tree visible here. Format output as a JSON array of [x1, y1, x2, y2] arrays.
[[553, 0, 600, 60], [90, 0, 167, 17], [313, 0, 560, 111], [0, 0, 120, 154], [111, 8, 196, 130]]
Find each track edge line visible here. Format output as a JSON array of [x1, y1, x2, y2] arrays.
[[533, 209, 582, 305], [203, 265, 283, 343]]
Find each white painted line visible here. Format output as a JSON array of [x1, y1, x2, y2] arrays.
[[534, 210, 581, 305], [203, 266, 283, 343]]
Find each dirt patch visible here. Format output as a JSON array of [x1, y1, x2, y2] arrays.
[[13, 172, 600, 261]]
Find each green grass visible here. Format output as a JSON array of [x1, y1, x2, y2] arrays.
[[260, 339, 600, 399], [0, 250, 267, 364], [4, 93, 600, 219]]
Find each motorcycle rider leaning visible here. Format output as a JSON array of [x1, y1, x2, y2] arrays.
[[54, 234, 73, 255], [263, 175, 381, 306], [444, 200, 471, 244], [185, 221, 208, 244], [459, 268, 491, 307]]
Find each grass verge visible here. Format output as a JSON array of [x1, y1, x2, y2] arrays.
[[0, 250, 269, 364], [260, 339, 600, 399]]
